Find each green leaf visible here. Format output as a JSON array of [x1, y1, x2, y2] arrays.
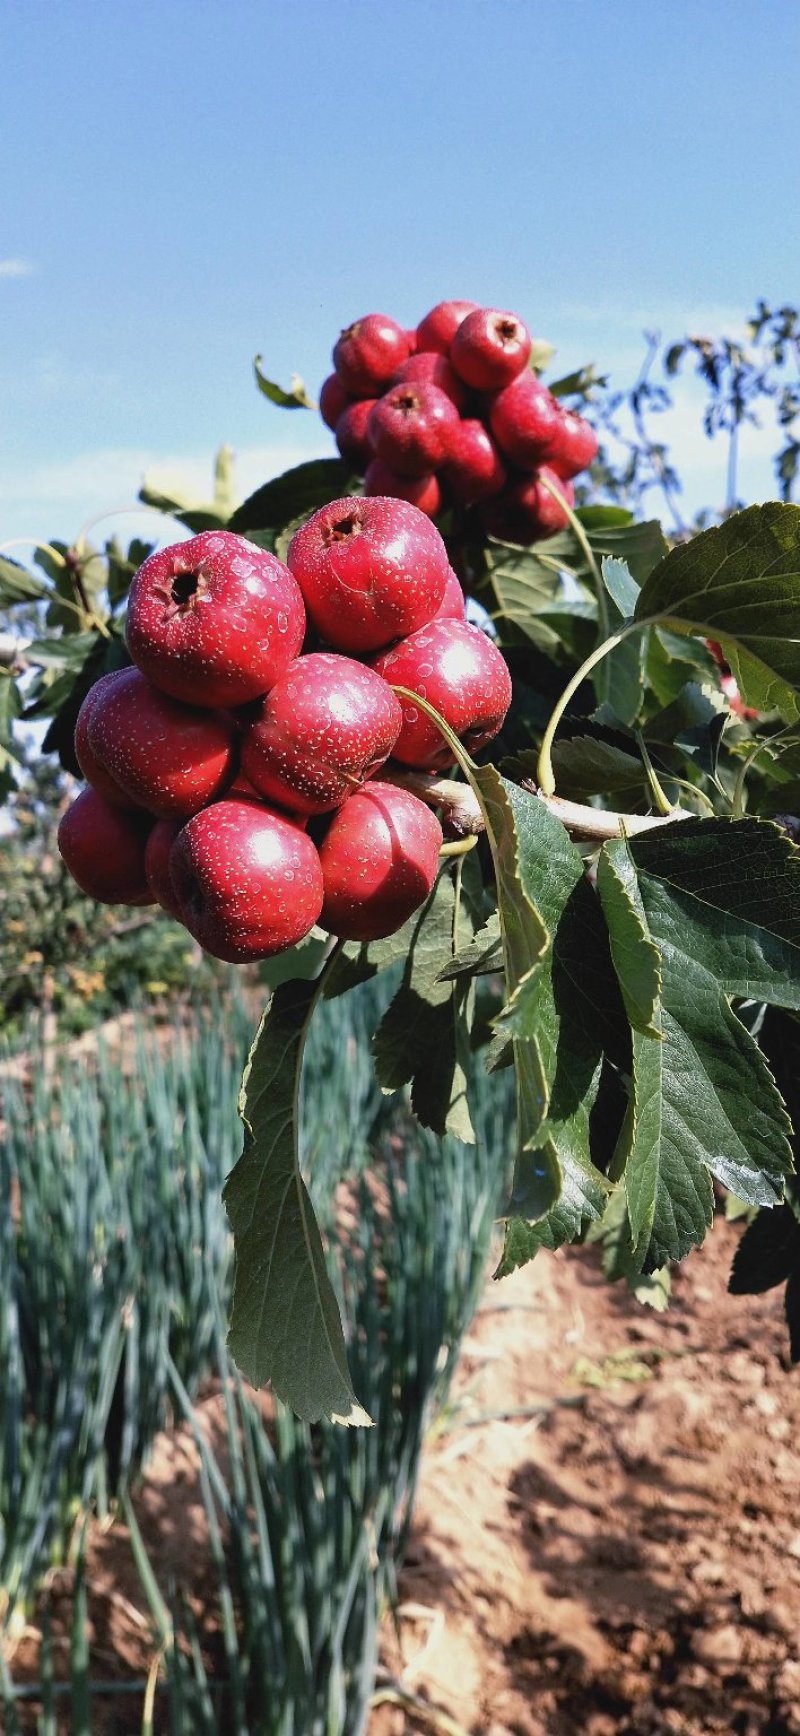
[[601, 555, 639, 619], [224, 977, 370, 1426], [437, 912, 502, 982], [549, 736, 643, 801], [636, 502, 800, 721], [229, 458, 356, 536], [528, 337, 557, 373], [585, 1189, 672, 1310], [599, 819, 799, 1271], [0, 555, 50, 605], [372, 866, 476, 1142], [253, 357, 316, 410], [586, 518, 668, 588]]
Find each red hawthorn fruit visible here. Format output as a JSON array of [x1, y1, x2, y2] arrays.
[[392, 351, 468, 413], [334, 399, 377, 467], [125, 530, 305, 709], [492, 466, 575, 543], [241, 653, 403, 816], [332, 314, 411, 396], [367, 382, 459, 477], [488, 373, 562, 468], [431, 568, 466, 621], [451, 307, 532, 391], [547, 408, 599, 480], [74, 670, 143, 807], [363, 459, 442, 517], [442, 418, 507, 505], [415, 300, 479, 356], [144, 817, 185, 918], [319, 373, 351, 431], [87, 666, 237, 819], [318, 780, 442, 941], [170, 797, 324, 962], [286, 496, 450, 653], [374, 619, 512, 770], [58, 787, 154, 904]]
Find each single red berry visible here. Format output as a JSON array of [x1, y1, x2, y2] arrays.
[[319, 373, 351, 431], [368, 382, 459, 477], [450, 307, 532, 391], [392, 352, 468, 413], [170, 797, 324, 963], [442, 419, 507, 504], [58, 787, 154, 905], [488, 373, 562, 468], [363, 458, 442, 517], [415, 300, 479, 356], [87, 666, 237, 819], [482, 469, 574, 545], [547, 408, 599, 480], [318, 781, 442, 941], [74, 670, 143, 807], [125, 531, 305, 709], [431, 568, 466, 621], [335, 399, 377, 467], [144, 817, 185, 918], [286, 496, 450, 653], [374, 619, 512, 771], [333, 314, 411, 396], [241, 653, 403, 816]]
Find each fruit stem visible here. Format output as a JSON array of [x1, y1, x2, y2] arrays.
[[386, 768, 690, 843], [0, 537, 111, 637], [634, 728, 677, 818], [536, 618, 656, 796], [537, 474, 608, 636]]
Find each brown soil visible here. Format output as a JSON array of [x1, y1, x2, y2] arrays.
[[5, 1217, 800, 1734]]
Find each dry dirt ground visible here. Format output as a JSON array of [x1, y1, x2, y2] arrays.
[[6, 1216, 800, 1734]]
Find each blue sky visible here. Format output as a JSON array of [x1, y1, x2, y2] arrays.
[[2, 0, 798, 553]]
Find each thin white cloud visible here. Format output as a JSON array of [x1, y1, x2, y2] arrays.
[[0, 258, 36, 280]]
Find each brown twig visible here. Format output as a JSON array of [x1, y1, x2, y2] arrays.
[[384, 768, 692, 843]]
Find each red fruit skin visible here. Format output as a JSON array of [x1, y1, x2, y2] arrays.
[[483, 469, 574, 545], [241, 653, 403, 816], [170, 798, 324, 963], [442, 419, 507, 504], [319, 373, 351, 431], [368, 382, 459, 477], [286, 496, 450, 653], [392, 352, 468, 413], [547, 409, 599, 480], [451, 308, 532, 391], [58, 787, 154, 905], [431, 568, 466, 621], [415, 300, 479, 356], [488, 374, 562, 468], [125, 531, 306, 708], [374, 619, 512, 771], [363, 458, 442, 517], [318, 781, 442, 941], [332, 314, 411, 396], [334, 399, 377, 467], [74, 670, 143, 807], [87, 666, 237, 819], [145, 818, 185, 918]]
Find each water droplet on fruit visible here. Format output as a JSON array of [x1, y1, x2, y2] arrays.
[[277, 612, 288, 633]]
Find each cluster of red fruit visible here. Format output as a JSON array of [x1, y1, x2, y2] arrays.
[[319, 299, 598, 544], [57, 498, 512, 962]]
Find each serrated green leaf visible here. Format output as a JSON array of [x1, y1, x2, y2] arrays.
[[495, 1145, 608, 1276], [229, 459, 355, 536], [253, 357, 316, 410], [596, 847, 662, 1036], [602, 820, 799, 1271], [437, 913, 502, 982], [550, 736, 643, 801], [585, 1189, 671, 1309], [636, 502, 800, 721], [224, 978, 370, 1426], [372, 866, 476, 1143], [601, 555, 640, 619]]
